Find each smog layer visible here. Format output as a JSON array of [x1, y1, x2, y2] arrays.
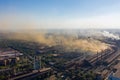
[[1, 29, 117, 54]]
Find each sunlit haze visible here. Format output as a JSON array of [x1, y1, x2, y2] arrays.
[[1, 0, 120, 30]]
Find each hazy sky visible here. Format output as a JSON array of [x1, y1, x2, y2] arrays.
[[0, 0, 120, 30]]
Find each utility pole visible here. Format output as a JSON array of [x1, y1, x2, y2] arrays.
[[101, 50, 103, 66], [40, 56, 41, 69], [33, 56, 36, 70], [97, 52, 98, 62]]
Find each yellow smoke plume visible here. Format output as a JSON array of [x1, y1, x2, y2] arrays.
[[6, 31, 110, 54]]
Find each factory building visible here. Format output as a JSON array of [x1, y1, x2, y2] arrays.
[[0, 48, 23, 66]]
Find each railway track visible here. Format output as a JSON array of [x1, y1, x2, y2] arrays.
[[65, 47, 115, 68]]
